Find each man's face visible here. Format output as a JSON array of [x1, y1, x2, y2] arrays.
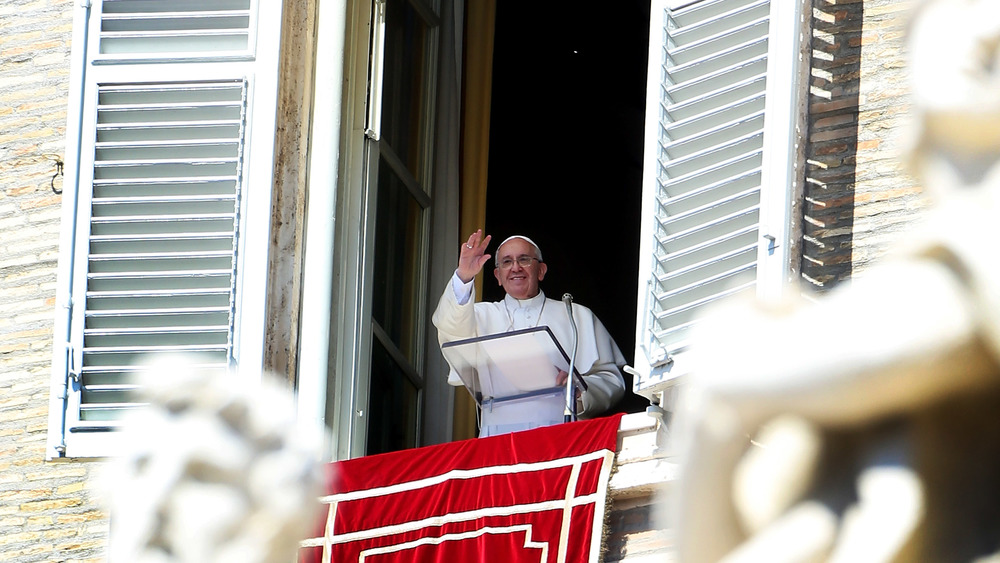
[[493, 238, 547, 300]]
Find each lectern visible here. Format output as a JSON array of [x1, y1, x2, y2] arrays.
[[441, 326, 588, 436]]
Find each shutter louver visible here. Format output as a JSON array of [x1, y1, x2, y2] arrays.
[[77, 81, 246, 425], [634, 0, 770, 391], [98, 0, 253, 57]]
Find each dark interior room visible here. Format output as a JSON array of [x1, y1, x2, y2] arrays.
[[485, 1, 651, 413]]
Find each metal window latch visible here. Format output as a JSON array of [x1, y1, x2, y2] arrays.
[[763, 233, 778, 253], [67, 343, 81, 383], [649, 347, 674, 368]]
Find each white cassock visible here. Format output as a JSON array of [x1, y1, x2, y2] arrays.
[[432, 272, 626, 437]]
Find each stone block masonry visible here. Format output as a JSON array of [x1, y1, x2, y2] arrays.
[[0, 1, 109, 561], [801, 0, 926, 290]]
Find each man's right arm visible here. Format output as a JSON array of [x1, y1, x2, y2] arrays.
[[431, 271, 480, 388], [431, 271, 478, 342], [432, 229, 492, 387], [450, 271, 473, 305]]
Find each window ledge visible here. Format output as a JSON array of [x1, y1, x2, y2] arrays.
[[611, 412, 676, 500]]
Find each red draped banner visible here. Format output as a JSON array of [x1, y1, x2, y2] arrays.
[[300, 414, 623, 563]]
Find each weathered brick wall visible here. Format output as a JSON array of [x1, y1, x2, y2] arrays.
[[0, 0, 109, 561], [802, 0, 925, 289]]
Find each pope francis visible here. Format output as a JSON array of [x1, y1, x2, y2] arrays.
[[432, 229, 626, 436]]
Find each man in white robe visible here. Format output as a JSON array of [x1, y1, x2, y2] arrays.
[[432, 230, 626, 437]]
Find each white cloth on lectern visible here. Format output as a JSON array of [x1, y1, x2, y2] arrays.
[[433, 271, 626, 436]]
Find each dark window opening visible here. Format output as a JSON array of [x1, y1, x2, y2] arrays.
[[485, 0, 651, 414]]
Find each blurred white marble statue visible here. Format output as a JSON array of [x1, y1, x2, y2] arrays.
[[672, 1, 1000, 561], [106, 358, 323, 563]]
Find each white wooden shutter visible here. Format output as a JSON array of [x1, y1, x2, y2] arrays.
[[48, 0, 282, 458], [631, 0, 808, 398]]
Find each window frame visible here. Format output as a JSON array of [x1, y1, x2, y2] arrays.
[[323, 0, 443, 459]]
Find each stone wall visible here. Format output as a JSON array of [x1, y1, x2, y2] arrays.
[[605, 413, 674, 562], [0, 0, 109, 561], [801, 0, 924, 290]]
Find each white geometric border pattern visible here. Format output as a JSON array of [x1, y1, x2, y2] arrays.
[[300, 449, 616, 563], [359, 525, 548, 562]]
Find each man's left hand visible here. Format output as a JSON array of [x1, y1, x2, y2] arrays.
[[555, 370, 581, 398]]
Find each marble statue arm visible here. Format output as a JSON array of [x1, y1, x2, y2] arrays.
[[674, 256, 996, 563]]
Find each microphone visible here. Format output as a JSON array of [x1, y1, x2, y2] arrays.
[[562, 293, 579, 422]]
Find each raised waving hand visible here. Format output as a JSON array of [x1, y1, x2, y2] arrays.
[[456, 229, 492, 283]]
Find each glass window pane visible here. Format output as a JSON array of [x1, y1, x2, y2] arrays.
[[372, 157, 424, 363], [367, 337, 419, 455], [381, 0, 429, 178]]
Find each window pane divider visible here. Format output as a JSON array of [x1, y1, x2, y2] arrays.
[[371, 321, 424, 389], [378, 140, 432, 209]]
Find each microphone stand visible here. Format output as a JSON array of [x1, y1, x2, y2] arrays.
[[562, 293, 579, 423]]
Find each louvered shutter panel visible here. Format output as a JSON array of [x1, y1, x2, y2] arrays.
[[98, 0, 253, 56], [50, 0, 281, 458], [632, 0, 807, 397]]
